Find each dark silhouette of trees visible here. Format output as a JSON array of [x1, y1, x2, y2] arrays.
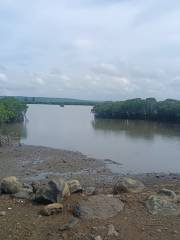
[[93, 98, 180, 123]]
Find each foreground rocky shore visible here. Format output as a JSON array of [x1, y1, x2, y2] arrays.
[[0, 145, 180, 240]]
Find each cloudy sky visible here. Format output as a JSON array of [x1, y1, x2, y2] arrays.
[[0, 0, 180, 100]]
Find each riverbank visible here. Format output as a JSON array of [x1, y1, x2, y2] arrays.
[[0, 144, 180, 240]]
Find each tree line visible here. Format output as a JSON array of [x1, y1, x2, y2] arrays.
[[0, 97, 27, 124], [92, 98, 180, 123], [16, 96, 97, 106]]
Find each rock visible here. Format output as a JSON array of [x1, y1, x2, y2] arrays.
[[1, 176, 23, 194], [159, 188, 177, 200], [60, 217, 79, 231], [31, 181, 40, 193], [79, 194, 124, 220], [13, 189, 34, 200], [113, 177, 145, 194], [49, 178, 70, 201], [35, 183, 54, 204], [0, 211, 6, 216], [107, 224, 119, 237], [67, 180, 82, 194], [35, 178, 70, 204], [72, 204, 81, 218], [40, 203, 63, 216], [85, 187, 96, 196], [23, 183, 32, 189], [145, 194, 180, 216], [13, 188, 34, 200]]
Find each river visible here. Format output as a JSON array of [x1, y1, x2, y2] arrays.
[[1, 104, 180, 174]]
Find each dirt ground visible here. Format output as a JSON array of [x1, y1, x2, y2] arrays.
[[0, 145, 180, 240]]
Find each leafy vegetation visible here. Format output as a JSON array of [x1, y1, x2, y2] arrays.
[[0, 97, 27, 124], [93, 98, 180, 123], [14, 96, 97, 106]]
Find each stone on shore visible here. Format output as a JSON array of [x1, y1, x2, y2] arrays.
[[113, 177, 145, 194], [1, 176, 23, 194], [145, 189, 180, 216], [40, 203, 63, 216], [79, 194, 124, 219], [35, 178, 70, 204], [67, 180, 82, 194], [159, 188, 177, 200], [13, 188, 34, 200], [85, 187, 96, 196]]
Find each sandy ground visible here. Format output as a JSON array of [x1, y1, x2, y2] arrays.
[[0, 144, 180, 240]]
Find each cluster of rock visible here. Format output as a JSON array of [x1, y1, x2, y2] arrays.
[[0, 176, 83, 216], [1, 175, 180, 219], [113, 177, 180, 216], [1, 174, 180, 240]]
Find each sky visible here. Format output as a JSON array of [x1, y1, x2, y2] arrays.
[[0, 0, 180, 100]]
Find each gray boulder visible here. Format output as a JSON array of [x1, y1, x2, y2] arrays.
[[113, 177, 145, 194], [145, 189, 180, 216], [35, 178, 70, 204], [79, 194, 124, 220], [13, 188, 34, 200], [1, 176, 23, 194]]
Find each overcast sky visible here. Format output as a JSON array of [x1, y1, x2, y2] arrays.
[[0, 0, 180, 100]]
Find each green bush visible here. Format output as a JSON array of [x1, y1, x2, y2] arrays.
[[0, 97, 27, 124]]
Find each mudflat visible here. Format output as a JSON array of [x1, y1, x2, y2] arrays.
[[0, 145, 180, 240]]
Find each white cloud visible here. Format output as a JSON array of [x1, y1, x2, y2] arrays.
[[35, 77, 45, 85], [0, 0, 180, 99], [0, 73, 7, 82], [74, 38, 95, 50]]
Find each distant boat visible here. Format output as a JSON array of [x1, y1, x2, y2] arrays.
[[59, 104, 64, 107]]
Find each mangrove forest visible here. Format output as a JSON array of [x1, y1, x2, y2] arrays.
[[15, 96, 97, 106], [0, 97, 27, 124], [93, 98, 180, 123]]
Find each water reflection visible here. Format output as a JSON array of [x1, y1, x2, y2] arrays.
[[1, 105, 180, 173], [92, 119, 180, 140], [0, 122, 27, 139]]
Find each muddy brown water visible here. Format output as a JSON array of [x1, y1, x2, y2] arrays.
[[1, 104, 180, 174]]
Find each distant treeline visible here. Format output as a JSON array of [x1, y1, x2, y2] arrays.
[[93, 98, 180, 123], [15, 96, 97, 106], [0, 97, 27, 124]]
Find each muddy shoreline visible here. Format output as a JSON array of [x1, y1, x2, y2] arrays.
[[1, 144, 180, 240], [0, 144, 180, 187]]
